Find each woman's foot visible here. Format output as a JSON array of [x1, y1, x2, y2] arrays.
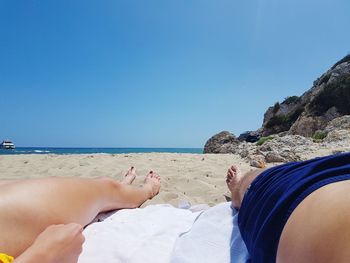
[[226, 165, 243, 209], [143, 171, 161, 199], [122, 167, 137, 185]]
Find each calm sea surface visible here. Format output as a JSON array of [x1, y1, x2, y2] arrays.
[[0, 147, 203, 155]]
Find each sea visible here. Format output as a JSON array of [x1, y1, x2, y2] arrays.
[[0, 147, 203, 155]]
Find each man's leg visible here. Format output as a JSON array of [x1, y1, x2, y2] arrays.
[[226, 165, 265, 209]]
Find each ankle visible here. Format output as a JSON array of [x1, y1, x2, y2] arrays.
[[142, 183, 154, 199]]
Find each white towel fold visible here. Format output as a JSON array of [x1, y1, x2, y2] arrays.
[[78, 204, 201, 263], [78, 202, 249, 263], [170, 202, 250, 263]]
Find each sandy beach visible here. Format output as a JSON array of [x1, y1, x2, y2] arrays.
[[0, 153, 260, 207]]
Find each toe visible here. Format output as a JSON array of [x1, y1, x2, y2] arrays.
[[126, 166, 136, 175], [231, 165, 238, 170], [232, 165, 241, 175], [228, 168, 235, 177]]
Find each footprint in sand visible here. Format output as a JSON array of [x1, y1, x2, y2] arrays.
[[163, 192, 179, 202], [79, 161, 90, 167]]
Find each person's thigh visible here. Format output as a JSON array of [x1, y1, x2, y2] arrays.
[[277, 180, 350, 263], [0, 176, 116, 257], [0, 179, 20, 186]]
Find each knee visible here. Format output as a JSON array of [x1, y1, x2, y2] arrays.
[[95, 176, 122, 192], [95, 176, 114, 182], [95, 176, 118, 185]]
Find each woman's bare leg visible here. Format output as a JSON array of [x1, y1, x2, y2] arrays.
[[0, 168, 160, 257], [0, 179, 18, 186]]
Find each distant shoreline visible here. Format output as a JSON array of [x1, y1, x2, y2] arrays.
[[0, 147, 203, 155]]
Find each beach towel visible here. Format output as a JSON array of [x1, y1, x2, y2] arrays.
[[78, 202, 249, 263], [171, 202, 249, 263], [78, 204, 202, 263]]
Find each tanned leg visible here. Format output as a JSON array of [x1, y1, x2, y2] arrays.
[[226, 166, 265, 209], [0, 169, 160, 258], [0, 179, 19, 186]]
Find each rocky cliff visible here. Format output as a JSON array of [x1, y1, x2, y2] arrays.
[[204, 55, 350, 164], [262, 54, 350, 137]]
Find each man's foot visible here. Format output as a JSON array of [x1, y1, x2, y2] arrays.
[[143, 171, 161, 199], [122, 166, 137, 184], [226, 165, 243, 210]]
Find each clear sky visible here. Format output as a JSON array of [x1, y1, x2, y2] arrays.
[[1, 0, 349, 148]]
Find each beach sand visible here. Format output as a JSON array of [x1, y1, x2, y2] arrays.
[[0, 153, 258, 207]]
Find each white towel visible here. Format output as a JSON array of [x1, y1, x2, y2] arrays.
[[78, 204, 201, 263], [78, 203, 250, 263], [170, 202, 250, 263]]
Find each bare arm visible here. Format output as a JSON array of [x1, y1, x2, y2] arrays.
[[14, 224, 85, 263]]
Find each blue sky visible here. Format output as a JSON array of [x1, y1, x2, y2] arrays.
[[1, 0, 349, 148]]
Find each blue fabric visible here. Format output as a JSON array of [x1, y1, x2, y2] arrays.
[[238, 152, 350, 263]]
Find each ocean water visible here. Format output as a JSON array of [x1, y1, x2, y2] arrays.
[[0, 147, 203, 155]]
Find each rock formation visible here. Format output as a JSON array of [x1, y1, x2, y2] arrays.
[[204, 55, 350, 166], [203, 131, 239, 154], [235, 115, 350, 166], [263, 54, 350, 137], [237, 130, 261, 142]]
